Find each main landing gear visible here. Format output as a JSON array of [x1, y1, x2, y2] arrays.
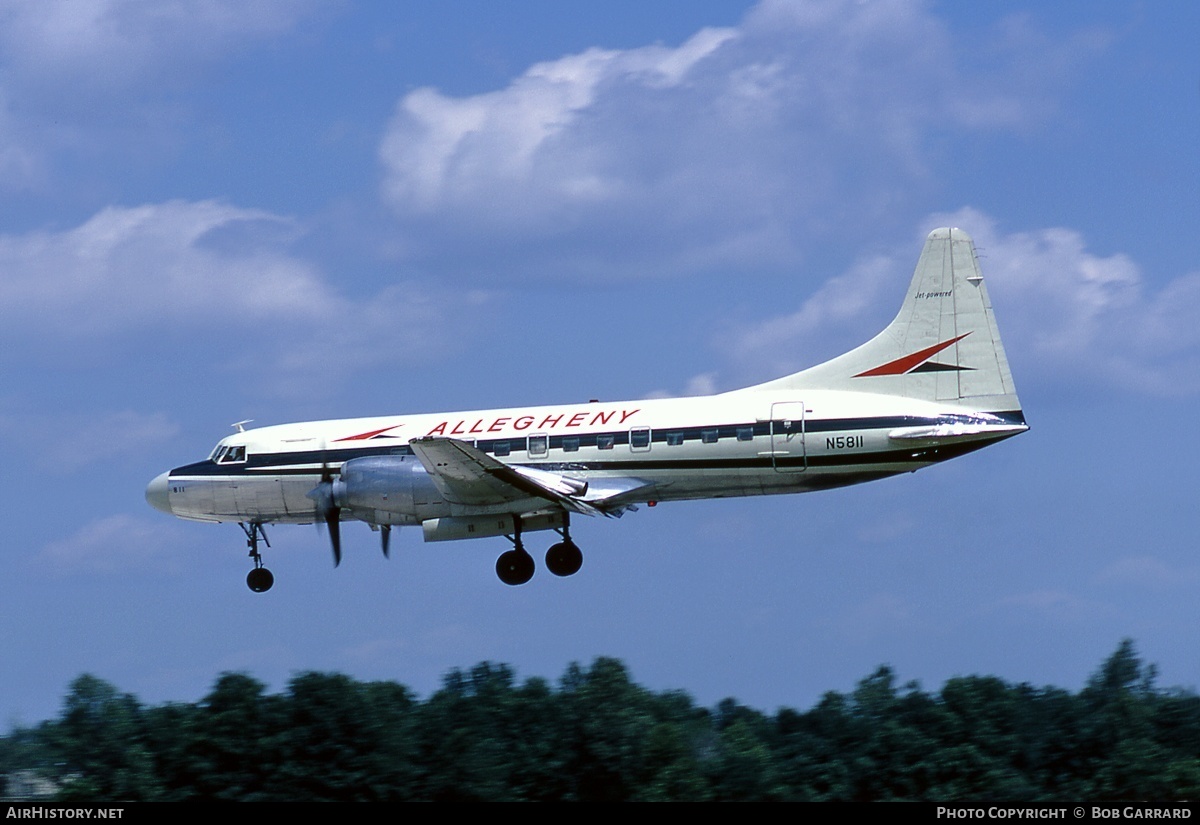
[[495, 515, 583, 586], [240, 522, 274, 593]]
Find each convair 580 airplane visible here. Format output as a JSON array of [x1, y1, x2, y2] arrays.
[[147, 228, 1026, 592]]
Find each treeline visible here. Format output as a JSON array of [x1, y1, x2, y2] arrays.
[[3, 640, 1199, 801]]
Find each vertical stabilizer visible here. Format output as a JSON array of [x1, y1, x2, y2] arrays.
[[754, 228, 1021, 412]]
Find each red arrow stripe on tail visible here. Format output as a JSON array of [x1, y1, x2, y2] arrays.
[[854, 332, 971, 377]]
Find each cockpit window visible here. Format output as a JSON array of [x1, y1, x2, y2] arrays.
[[214, 445, 247, 464]]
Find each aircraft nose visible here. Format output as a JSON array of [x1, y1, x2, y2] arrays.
[[146, 472, 173, 515]]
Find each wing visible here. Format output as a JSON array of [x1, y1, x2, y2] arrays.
[[408, 436, 652, 516]]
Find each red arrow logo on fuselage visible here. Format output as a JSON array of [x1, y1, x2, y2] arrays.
[[334, 424, 404, 441]]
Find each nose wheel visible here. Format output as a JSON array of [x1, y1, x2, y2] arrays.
[[247, 567, 274, 592], [240, 522, 274, 593]]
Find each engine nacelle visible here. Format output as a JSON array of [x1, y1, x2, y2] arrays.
[[337, 455, 442, 518], [422, 511, 568, 542]]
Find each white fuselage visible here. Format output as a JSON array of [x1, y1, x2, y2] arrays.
[[153, 387, 1023, 528]]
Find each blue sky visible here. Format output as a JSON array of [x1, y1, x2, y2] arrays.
[[2, 0, 1198, 726]]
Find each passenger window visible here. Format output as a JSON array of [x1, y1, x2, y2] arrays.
[[597, 434, 615, 450], [736, 426, 754, 442], [701, 429, 718, 444], [528, 433, 548, 458], [493, 441, 511, 457], [630, 427, 651, 451], [562, 437, 580, 453], [665, 432, 684, 446]]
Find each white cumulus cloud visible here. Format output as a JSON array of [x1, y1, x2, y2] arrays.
[[0, 200, 488, 387], [378, 0, 1097, 281], [0, 201, 334, 335]]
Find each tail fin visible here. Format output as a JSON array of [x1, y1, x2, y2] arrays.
[[755, 228, 1021, 413]]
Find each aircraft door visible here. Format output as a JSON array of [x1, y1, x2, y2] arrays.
[[770, 401, 806, 473]]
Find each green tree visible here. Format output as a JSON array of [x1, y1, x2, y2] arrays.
[[48, 674, 160, 801], [6, 642, 1200, 802], [559, 657, 658, 801], [276, 672, 418, 800], [184, 672, 283, 800], [414, 662, 533, 800]]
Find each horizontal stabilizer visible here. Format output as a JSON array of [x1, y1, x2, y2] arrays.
[[888, 421, 1028, 447]]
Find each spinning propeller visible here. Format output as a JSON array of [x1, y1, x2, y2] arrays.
[[306, 448, 394, 566], [306, 445, 343, 567]]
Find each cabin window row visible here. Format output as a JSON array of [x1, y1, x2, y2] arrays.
[[212, 424, 767, 466], [482, 424, 763, 457]]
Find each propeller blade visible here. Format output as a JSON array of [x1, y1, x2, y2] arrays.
[[381, 525, 391, 559], [326, 506, 342, 567], [304, 440, 343, 568]]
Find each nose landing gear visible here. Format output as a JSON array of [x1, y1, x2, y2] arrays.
[[240, 522, 274, 593]]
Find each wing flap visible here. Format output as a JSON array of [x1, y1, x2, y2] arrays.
[[408, 436, 651, 516]]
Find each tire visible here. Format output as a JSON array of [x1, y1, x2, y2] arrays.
[[496, 549, 535, 585], [545, 541, 583, 577], [247, 567, 274, 593]]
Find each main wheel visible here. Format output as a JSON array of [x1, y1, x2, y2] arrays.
[[545, 541, 583, 577], [496, 549, 535, 585], [247, 567, 274, 593]]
